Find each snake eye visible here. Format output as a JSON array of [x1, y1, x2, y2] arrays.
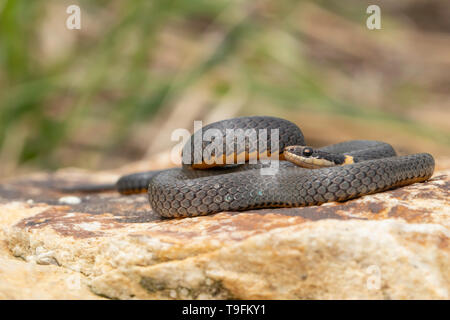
[[302, 148, 313, 157]]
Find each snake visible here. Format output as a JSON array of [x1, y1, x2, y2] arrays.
[[63, 116, 435, 218]]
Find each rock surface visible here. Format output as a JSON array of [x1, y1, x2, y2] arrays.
[[0, 156, 449, 299]]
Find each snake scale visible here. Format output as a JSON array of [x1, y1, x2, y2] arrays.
[[110, 116, 435, 218]]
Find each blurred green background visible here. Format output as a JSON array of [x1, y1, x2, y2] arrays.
[[0, 0, 449, 177]]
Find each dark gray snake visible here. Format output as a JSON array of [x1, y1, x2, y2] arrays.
[[112, 116, 435, 218]]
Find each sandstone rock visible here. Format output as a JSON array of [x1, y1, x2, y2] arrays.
[[0, 203, 102, 299], [0, 160, 448, 299]]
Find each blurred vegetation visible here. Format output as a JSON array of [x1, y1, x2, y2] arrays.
[[0, 0, 449, 177]]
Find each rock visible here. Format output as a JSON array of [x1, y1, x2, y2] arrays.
[[0, 161, 449, 299], [0, 203, 102, 299]]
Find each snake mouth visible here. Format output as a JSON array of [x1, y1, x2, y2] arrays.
[[283, 146, 345, 169], [190, 150, 285, 169]]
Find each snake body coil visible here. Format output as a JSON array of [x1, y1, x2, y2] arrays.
[[118, 116, 434, 218], [143, 116, 435, 217]]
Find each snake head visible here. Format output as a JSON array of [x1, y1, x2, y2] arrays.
[[284, 146, 351, 169]]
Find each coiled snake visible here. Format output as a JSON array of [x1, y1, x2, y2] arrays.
[[103, 116, 434, 218]]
